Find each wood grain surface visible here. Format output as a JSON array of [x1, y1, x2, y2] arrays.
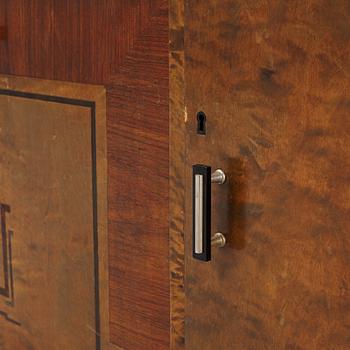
[[0, 2, 169, 350], [169, 1, 185, 349], [185, 1, 350, 349], [0, 27, 5, 41], [0, 75, 108, 350]]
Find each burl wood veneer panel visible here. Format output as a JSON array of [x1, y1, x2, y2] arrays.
[[0, 2, 169, 349], [0, 75, 108, 350], [185, 1, 350, 349]]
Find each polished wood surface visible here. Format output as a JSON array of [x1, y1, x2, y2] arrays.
[[184, 1, 350, 349], [0, 2, 169, 349], [0, 76, 108, 350], [0, 26, 5, 41]]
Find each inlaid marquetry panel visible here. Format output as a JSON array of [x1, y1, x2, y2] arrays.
[[0, 76, 108, 350]]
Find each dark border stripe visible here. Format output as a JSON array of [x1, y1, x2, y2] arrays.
[[0, 88, 94, 107], [0, 88, 101, 350]]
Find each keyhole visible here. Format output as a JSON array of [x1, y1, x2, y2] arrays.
[[197, 111, 206, 135]]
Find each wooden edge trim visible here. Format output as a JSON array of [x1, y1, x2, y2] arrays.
[[169, 1, 186, 349]]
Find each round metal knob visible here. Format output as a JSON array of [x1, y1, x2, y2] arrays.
[[211, 169, 226, 184], [211, 232, 226, 248]]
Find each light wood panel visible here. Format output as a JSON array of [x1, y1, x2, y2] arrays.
[[0, 75, 108, 350]]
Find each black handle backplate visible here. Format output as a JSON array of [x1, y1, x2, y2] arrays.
[[192, 164, 211, 261]]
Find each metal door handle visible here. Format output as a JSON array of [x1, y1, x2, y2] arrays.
[[192, 165, 226, 261]]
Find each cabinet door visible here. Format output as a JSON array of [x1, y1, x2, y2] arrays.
[[184, 1, 350, 349]]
